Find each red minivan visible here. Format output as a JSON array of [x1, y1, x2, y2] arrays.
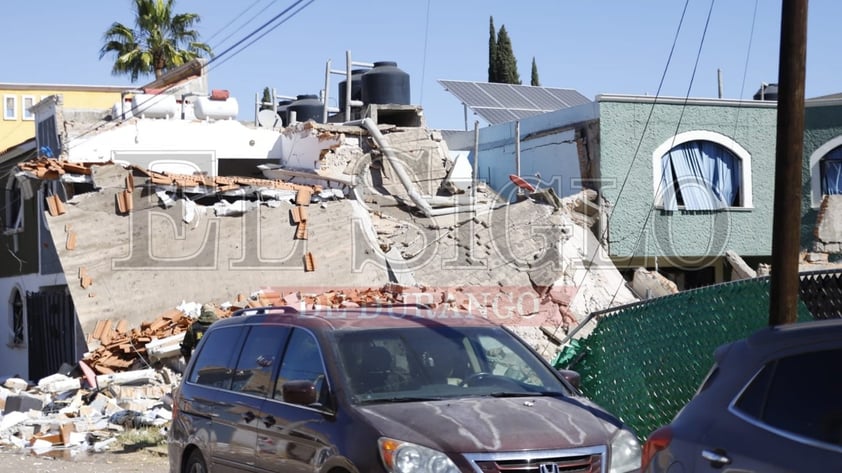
[[168, 306, 641, 473]]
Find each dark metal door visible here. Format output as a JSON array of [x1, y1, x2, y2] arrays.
[[27, 291, 76, 381]]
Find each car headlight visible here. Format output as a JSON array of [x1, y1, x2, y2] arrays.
[[609, 428, 642, 473], [378, 437, 460, 473]]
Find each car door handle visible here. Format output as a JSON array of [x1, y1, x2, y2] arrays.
[[701, 449, 731, 466], [262, 415, 276, 428], [242, 411, 256, 423]]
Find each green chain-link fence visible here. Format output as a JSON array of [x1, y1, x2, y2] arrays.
[[554, 270, 842, 441]]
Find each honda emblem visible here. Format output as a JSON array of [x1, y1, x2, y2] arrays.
[[538, 463, 560, 473]]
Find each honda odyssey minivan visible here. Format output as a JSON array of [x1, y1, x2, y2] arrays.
[[168, 305, 641, 472]]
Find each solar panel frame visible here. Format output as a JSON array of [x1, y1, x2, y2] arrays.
[[439, 80, 591, 125]]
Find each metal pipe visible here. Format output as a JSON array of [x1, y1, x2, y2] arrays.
[[362, 118, 434, 215], [345, 50, 353, 121], [472, 120, 479, 204], [515, 120, 522, 195], [323, 59, 331, 123], [360, 118, 497, 217]]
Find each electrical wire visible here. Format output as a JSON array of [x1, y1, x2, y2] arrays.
[[419, 0, 432, 106], [203, 0, 271, 49], [540, 0, 694, 355], [63, 0, 316, 151], [207, 0, 315, 72], [732, 0, 761, 139]]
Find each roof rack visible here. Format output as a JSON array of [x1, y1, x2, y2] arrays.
[[233, 306, 300, 317]]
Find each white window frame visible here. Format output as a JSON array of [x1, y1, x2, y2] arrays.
[[22, 95, 35, 121], [808, 135, 842, 208], [3, 174, 24, 234], [652, 130, 754, 209], [4, 94, 17, 120], [9, 287, 25, 347]]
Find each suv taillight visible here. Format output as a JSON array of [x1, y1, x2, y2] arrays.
[[641, 426, 672, 471]]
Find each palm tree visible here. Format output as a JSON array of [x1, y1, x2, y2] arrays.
[[99, 0, 213, 82]]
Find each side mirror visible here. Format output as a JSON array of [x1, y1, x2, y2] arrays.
[[557, 369, 581, 391], [282, 380, 318, 405]]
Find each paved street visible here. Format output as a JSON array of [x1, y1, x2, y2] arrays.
[[0, 447, 168, 473]]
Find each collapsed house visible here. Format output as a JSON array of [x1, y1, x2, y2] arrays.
[[0, 85, 634, 450], [0, 78, 637, 383]]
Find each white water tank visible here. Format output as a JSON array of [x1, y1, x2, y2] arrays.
[[194, 96, 239, 120], [111, 100, 133, 120], [132, 94, 178, 118]]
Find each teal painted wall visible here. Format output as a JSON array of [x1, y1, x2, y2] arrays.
[[803, 102, 842, 251], [597, 98, 778, 264]]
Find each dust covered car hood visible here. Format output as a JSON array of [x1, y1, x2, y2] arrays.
[[356, 394, 617, 453]]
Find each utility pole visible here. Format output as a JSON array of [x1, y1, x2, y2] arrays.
[[769, 0, 808, 326]]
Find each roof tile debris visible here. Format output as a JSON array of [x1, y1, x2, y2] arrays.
[[17, 158, 324, 194]]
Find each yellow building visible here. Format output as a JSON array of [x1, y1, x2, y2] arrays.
[[1, 83, 127, 151]]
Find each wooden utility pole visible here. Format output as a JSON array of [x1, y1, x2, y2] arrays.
[[769, 0, 808, 326]]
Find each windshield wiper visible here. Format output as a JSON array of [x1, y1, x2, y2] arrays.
[[359, 396, 444, 404], [487, 391, 566, 398]]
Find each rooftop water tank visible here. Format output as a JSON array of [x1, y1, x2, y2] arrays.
[[338, 69, 367, 111], [361, 61, 410, 106], [132, 93, 178, 118], [753, 83, 779, 101], [194, 95, 239, 120], [287, 94, 323, 124], [277, 99, 293, 126]]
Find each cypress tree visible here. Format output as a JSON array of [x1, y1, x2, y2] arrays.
[[531, 57, 540, 86], [495, 25, 520, 84], [488, 16, 497, 82], [260, 87, 272, 110]]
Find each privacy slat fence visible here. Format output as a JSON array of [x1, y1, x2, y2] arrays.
[[557, 269, 842, 441]]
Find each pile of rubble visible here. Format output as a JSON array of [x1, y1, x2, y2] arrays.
[[82, 283, 544, 377], [0, 284, 511, 455], [0, 368, 174, 456]]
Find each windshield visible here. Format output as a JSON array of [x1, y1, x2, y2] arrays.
[[332, 325, 570, 404]]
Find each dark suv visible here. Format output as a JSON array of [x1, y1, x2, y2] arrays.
[[642, 318, 842, 472], [168, 306, 641, 473]]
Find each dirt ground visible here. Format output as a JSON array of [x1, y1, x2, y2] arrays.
[[0, 446, 169, 473]]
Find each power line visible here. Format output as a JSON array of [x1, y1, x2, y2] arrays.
[[419, 0, 432, 106], [541, 0, 695, 354], [208, 0, 315, 72], [63, 0, 316, 151], [204, 0, 270, 48]]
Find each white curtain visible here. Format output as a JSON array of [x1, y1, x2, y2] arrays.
[[660, 141, 740, 211], [821, 147, 842, 195]]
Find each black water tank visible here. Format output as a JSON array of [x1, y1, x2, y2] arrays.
[[361, 61, 410, 105], [753, 83, 779, 101], [338, 69, 367, 111], [287, 94, 323, 123], [277, 99, 292, 126]]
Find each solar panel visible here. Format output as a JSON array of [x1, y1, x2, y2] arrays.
[[439, 80, 591, 125]]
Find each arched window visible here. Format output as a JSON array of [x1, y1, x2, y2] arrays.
[[10, 289, 24, 345], [653, 131, 753, 211], [808, 136, 842, 207], [819, 145, 842, 196], [4, 174, 23, 232]]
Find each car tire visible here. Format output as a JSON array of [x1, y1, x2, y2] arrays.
[[185, 450, 207, 473]]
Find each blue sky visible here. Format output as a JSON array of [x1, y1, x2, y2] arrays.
[[3, 1, 839, 130]]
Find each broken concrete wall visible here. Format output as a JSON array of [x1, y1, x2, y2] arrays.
[[470, 102, 598, 199], [43, 167, 391, 338], [631, 267, 679, 298], [814, 195, 842, 253]]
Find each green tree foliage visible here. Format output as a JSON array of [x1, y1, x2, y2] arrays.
[[531, 57, 540, 86], [488, 16, 498, 83], [494, 25, 520, 85], [260, 87, 272, 110], [99, 0, 213, 82]]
